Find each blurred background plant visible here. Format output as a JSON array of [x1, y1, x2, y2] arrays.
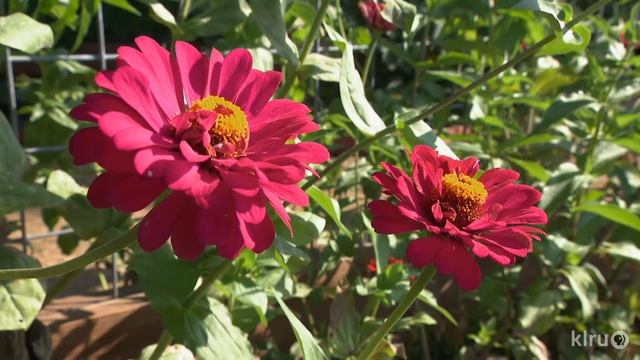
[[0, 0, 639, 359]]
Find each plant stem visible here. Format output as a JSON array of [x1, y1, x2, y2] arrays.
[[278, 0, 331, 98], [302, 0, 611, 191], [356, 266, 436, 360], [179, 0, 192, 23], [362, 32, 380, 86], [148, 331, 173, 360], [0, 224, 138, 280], [148, 259, 233, 360]]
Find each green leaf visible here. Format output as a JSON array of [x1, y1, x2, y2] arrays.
[[540, 163, 585, 214], [506, 0, 563, 30], [601, 242, 640, 262], [507, 157, 550, 182], [303, 53, 341, 82], [380, 0, 417, 32], [0, 247, 46, 330], [229, 278, 268, 315], [250, 0, 299, 67], [518, 290, 561, 335], [561, 265, 597, 320], [46, 170, 86, 199], [417, 289, 458, 326], [0, 182, 63, 217], [328, 292, 361, 358], [613, 135, 640, 154], [273, 291, 328, 360], [0, 13, 54, 54], [0, 111, 27, 182], [339, 42, 386, 136], [307, 186, 352, 238], [573, 204, 640, 233], [58, 194, 113, 239], [71, 0, 100, 52], [425, 70, 475, 87], [104, 0, 141, 16], [166, 297, 253, 360], [394, 109, 457, 159], [149, 2, 178, 30], [539, 24, 592, 56], [533, 99, 592, 133], [139, 343, 194, 360], [129, 246, 200, 312]]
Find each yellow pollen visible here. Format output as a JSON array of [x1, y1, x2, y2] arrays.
[[440, 173, 488, 226], [189, 96, 248, 153]]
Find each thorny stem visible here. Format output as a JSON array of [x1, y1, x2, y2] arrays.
[[302, 0, 612, 191], [148, 260, 234, 360]]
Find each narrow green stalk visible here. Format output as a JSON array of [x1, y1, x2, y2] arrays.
[[362, 32, 381, 86], [278, 0, 331, 98], [148, 331, 173, 360], [179, 0, 193, 23], [148, 260, 233, 360], [302, 0, 611, 191], [0, 224, 138, 280], [356, 266, 436, 360]]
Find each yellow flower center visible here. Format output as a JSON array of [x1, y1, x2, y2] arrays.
[[440, 173, 488, 226], [189, 96, 249, 157]]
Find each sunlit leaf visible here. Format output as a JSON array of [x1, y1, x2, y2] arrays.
[[0, 13, 53, 54]]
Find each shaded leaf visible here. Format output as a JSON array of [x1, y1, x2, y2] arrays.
[[561, 265, 597, 319], [250, 0, 299, 67], [0, 247, 45, 330], [273, 291, 328, 360]]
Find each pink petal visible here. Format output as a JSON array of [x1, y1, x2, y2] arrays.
[[171, 204, 206, 260], [138, 192, 189, 252], [133, 147, 199, 190], [479, 168, 520, 191], [109, 174, 166, 212], [235, 70, 282, 116], [134, 36, 183, 117], [368, 200, 424, 234], [112, 66, 167, 132], [206, 48, 224, 96], [113, 127, 175, 151], [175, 41, 208, 105], [406, 236, 445, 268], [68, 126, 105, 165], [218, 49, 253, 101], [179, 141, 210, 163], [95, 71, 116, 92], [98, 108, 150, 137], [435, 241, 482, 291], [238, 209, 275, 253]]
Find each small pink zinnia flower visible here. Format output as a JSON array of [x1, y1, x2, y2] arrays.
[[358, 0, 396, 32], [368, 145, 547, 290], [69, 36, 329, 260]]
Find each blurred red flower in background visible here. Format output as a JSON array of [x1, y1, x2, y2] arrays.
[[69, 36, 329, 260], [368, 145, 547, 290], [358, 0, 396, 32]]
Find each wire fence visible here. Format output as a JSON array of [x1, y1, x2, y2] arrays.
[[4, 4, 122, 298]]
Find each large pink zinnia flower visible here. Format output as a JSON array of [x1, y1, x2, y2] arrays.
[[69, 36, 329, 260], [368, 145, 547, 290]]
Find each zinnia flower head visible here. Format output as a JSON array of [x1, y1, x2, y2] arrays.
[[368, 145, 547, 290], [69, 36, 329, 260], [358, 0, 396, 32]]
